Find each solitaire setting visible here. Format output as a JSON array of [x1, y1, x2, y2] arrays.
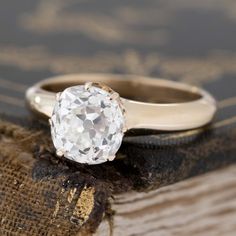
[[26, 74, 217, 165], [50, 83, 126, 164]]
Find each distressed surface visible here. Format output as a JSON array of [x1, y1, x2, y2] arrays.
[[0, 0, 236, 235], [1, 102, 236, 235], [0, 120, 109, 235], [96, 165, 236, 236]]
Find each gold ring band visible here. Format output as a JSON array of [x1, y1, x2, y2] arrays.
[[26, 73, 217, 131], [25, 74, 217, 164]]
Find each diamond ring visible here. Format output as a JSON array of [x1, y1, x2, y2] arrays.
[[26, 74, 217, 165]]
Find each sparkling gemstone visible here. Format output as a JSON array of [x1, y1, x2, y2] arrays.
[[50, 85, 125, 164]]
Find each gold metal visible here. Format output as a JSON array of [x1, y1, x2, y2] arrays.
[[26, 74, 217, 131], [56, 150, 64, 157], [84, 82, 93, 90]]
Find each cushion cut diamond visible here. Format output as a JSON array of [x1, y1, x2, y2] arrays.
[[50, 84, 125, 164]]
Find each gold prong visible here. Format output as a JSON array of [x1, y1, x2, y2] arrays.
[[56, 150, 64, 157], [110, 92, 119, 100], [107, 156, 116, 161], [49, 118, 52, 126], [85, 82, 93, 90], [122, 126, 128, 133], [56, 92, 61, 101]]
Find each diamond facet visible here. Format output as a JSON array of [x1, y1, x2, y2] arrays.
[[50, 84, 125, 164]]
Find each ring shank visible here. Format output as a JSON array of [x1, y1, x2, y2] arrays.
[[42, 77, 201, 103], [26, 74, 217, 131]]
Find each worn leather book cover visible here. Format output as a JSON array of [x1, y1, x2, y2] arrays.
[[0, 1, 236, 235]]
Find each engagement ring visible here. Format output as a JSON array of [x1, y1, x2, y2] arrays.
[[26, 74, 217, 165]]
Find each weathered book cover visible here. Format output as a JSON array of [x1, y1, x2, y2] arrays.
[[0, 1, 236, 235]]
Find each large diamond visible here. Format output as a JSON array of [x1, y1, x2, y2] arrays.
[[50, 84, 125, 164]]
